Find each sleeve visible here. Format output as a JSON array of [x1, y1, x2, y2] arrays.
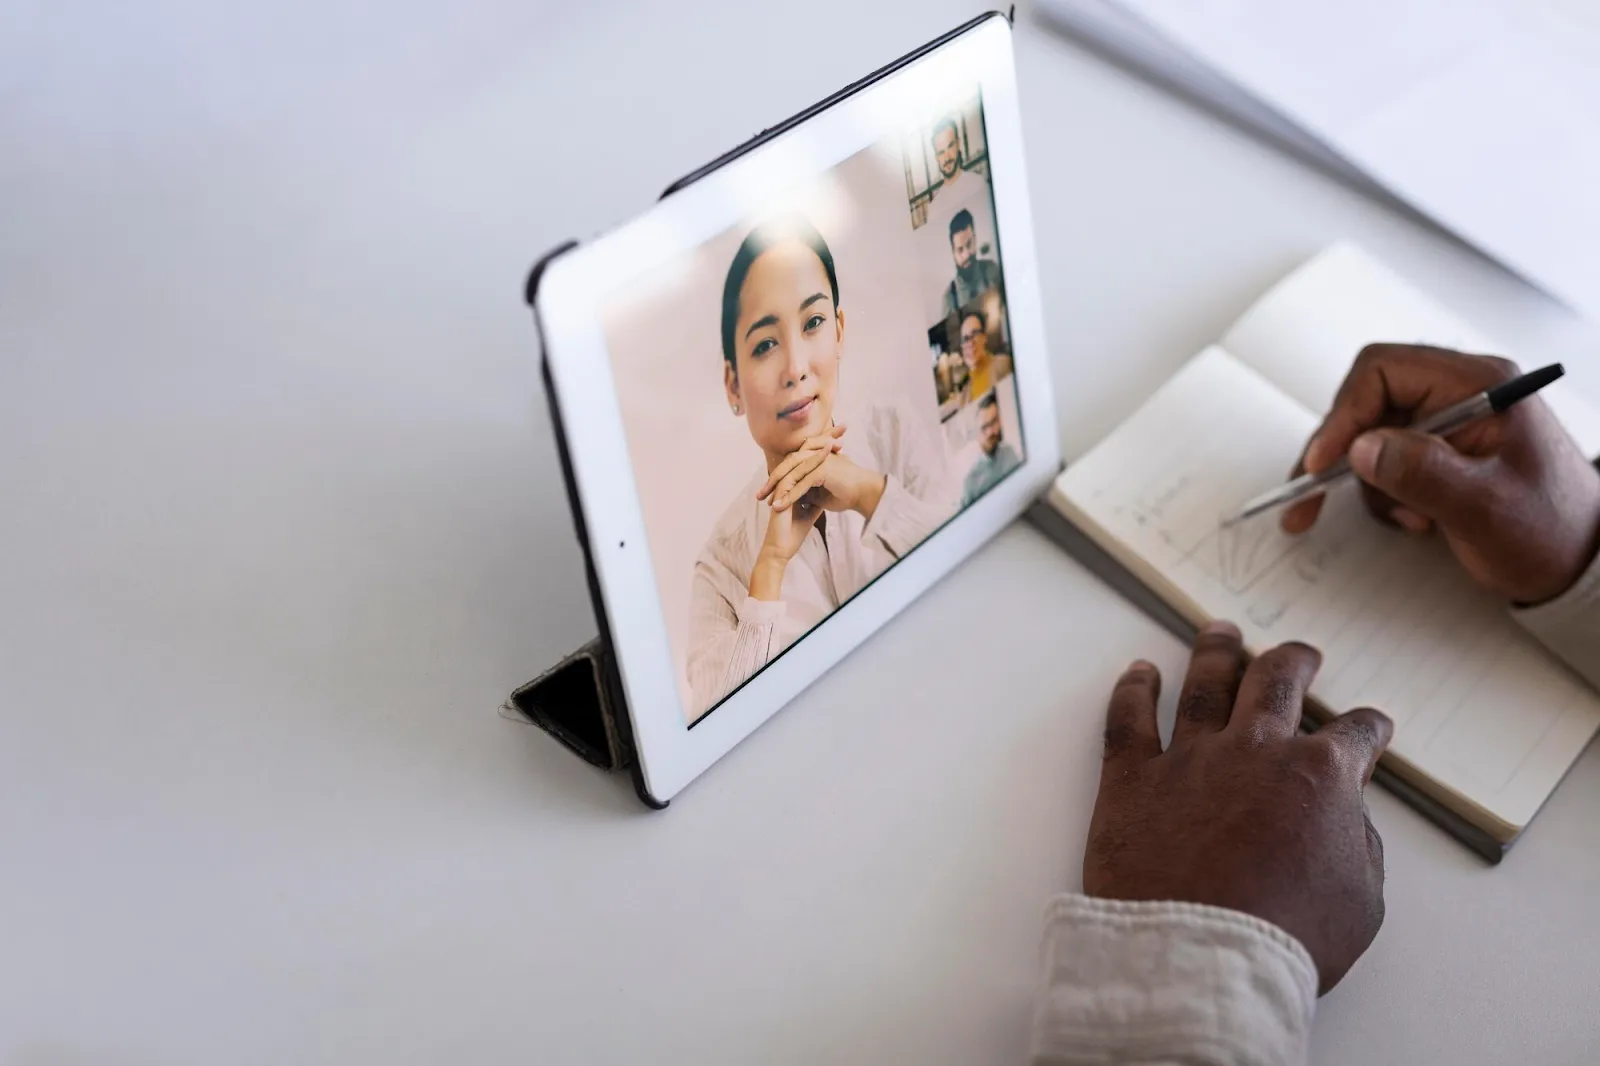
[[985, 258, 1004, 292], [1001, 444, 1023, 479], [959, 466, 981, 509], [1512, 550, 1600, 691], [1030, 894, 1318, 1066], [859, 404, 961, 559], [684, 553, 787, 715]]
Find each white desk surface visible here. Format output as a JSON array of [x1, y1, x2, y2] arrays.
[[5, 1, 1600, 1062]]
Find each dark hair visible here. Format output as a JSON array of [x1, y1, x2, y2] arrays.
[[961, 307, 987, 332], [932, 116, 959, 147], [978, 390, 999, 411], [948, 208, 975, 243], [720, 216, 839, 370]]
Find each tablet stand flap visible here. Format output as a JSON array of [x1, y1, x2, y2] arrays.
[[503, 638, 636, 773]]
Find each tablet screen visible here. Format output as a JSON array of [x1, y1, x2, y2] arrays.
[[602, 89, 1025, 724]]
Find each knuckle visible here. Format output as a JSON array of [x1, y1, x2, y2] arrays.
[[1297, 735, 1345, 779], [1351, 343, 1403, 379], [1340, 714, 1382, 753], [1259, 673, 1302, 716], [1113, 670, 1154, 697], [1177, 689, 1225, 724], [1236, 718, 1277, 749], [1192, 631, 1240, 657], [1252, 643, 1291, 669], [1280, 639, 1321, 662], [1101, 720, 1136, 757], [1258, 641, 1316, 674]]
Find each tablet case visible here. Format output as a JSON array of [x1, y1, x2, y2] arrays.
[[509, 10, 1014, 809], [507, 237, 665, 808]]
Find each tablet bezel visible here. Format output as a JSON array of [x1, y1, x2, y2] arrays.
[[534, 12, 1059, 803]]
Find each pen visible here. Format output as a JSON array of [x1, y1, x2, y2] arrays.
[[1222, 362, 1566, 527]]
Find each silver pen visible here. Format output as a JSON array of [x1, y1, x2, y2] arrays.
[[1222, 363, 1565, 528]]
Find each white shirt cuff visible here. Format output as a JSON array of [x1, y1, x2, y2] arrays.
[[858, 474, 905, 551], [861, 474, 952, 559], [736, 595, 786, 625], [1512, 550, 1600, 692], [1030, 894, 1317, 1066]]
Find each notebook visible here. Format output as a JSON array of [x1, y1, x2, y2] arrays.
[[1034, 0, 1600, 323], [1045, 242, 1600, 855]]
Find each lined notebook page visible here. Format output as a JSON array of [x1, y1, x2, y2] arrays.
[[1052, 346, 1600, 832]]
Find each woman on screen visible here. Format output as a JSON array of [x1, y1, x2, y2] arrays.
[[686, 217, 959, 718]]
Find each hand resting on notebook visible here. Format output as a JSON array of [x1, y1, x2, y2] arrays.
[[1029, 342, 1600, 1065], [1030, 624, 1396, 1062], [1281, 343, 1600, 606], [1085, 622, 1393, 995]]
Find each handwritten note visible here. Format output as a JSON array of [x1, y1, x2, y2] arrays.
[[1054, 346, 1600, 831]]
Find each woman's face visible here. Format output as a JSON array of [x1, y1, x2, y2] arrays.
[[725, 239, 844, 462], [960, 314, 988, 369]]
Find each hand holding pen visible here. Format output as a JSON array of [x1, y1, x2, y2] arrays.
[[1227, 360, 1564, 525], [1245, 345, 1600, 606]]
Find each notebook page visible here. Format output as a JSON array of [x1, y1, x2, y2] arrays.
[[1219, 242, 1600, 458], [1053, 345, 1600, 831]]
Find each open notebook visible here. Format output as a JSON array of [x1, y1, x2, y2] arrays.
[[1046, 242, 1600, 857]]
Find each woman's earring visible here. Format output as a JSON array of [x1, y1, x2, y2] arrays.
[[732, 404, 741, 415]]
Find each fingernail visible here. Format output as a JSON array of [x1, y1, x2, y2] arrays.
[[1349, 707, 1396, 748], [1282, 640, 1323, 667], [1303, 433, 1326, 471], [1349, 434, 1382, 479], [1392, 506, 1429, 533], [1280, 499, 1322, 534], [1201, 620, 1241, 638], [1125, 659, 1156, 675]]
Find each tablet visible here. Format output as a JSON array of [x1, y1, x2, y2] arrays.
[[530, 10, 1059, 803]]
